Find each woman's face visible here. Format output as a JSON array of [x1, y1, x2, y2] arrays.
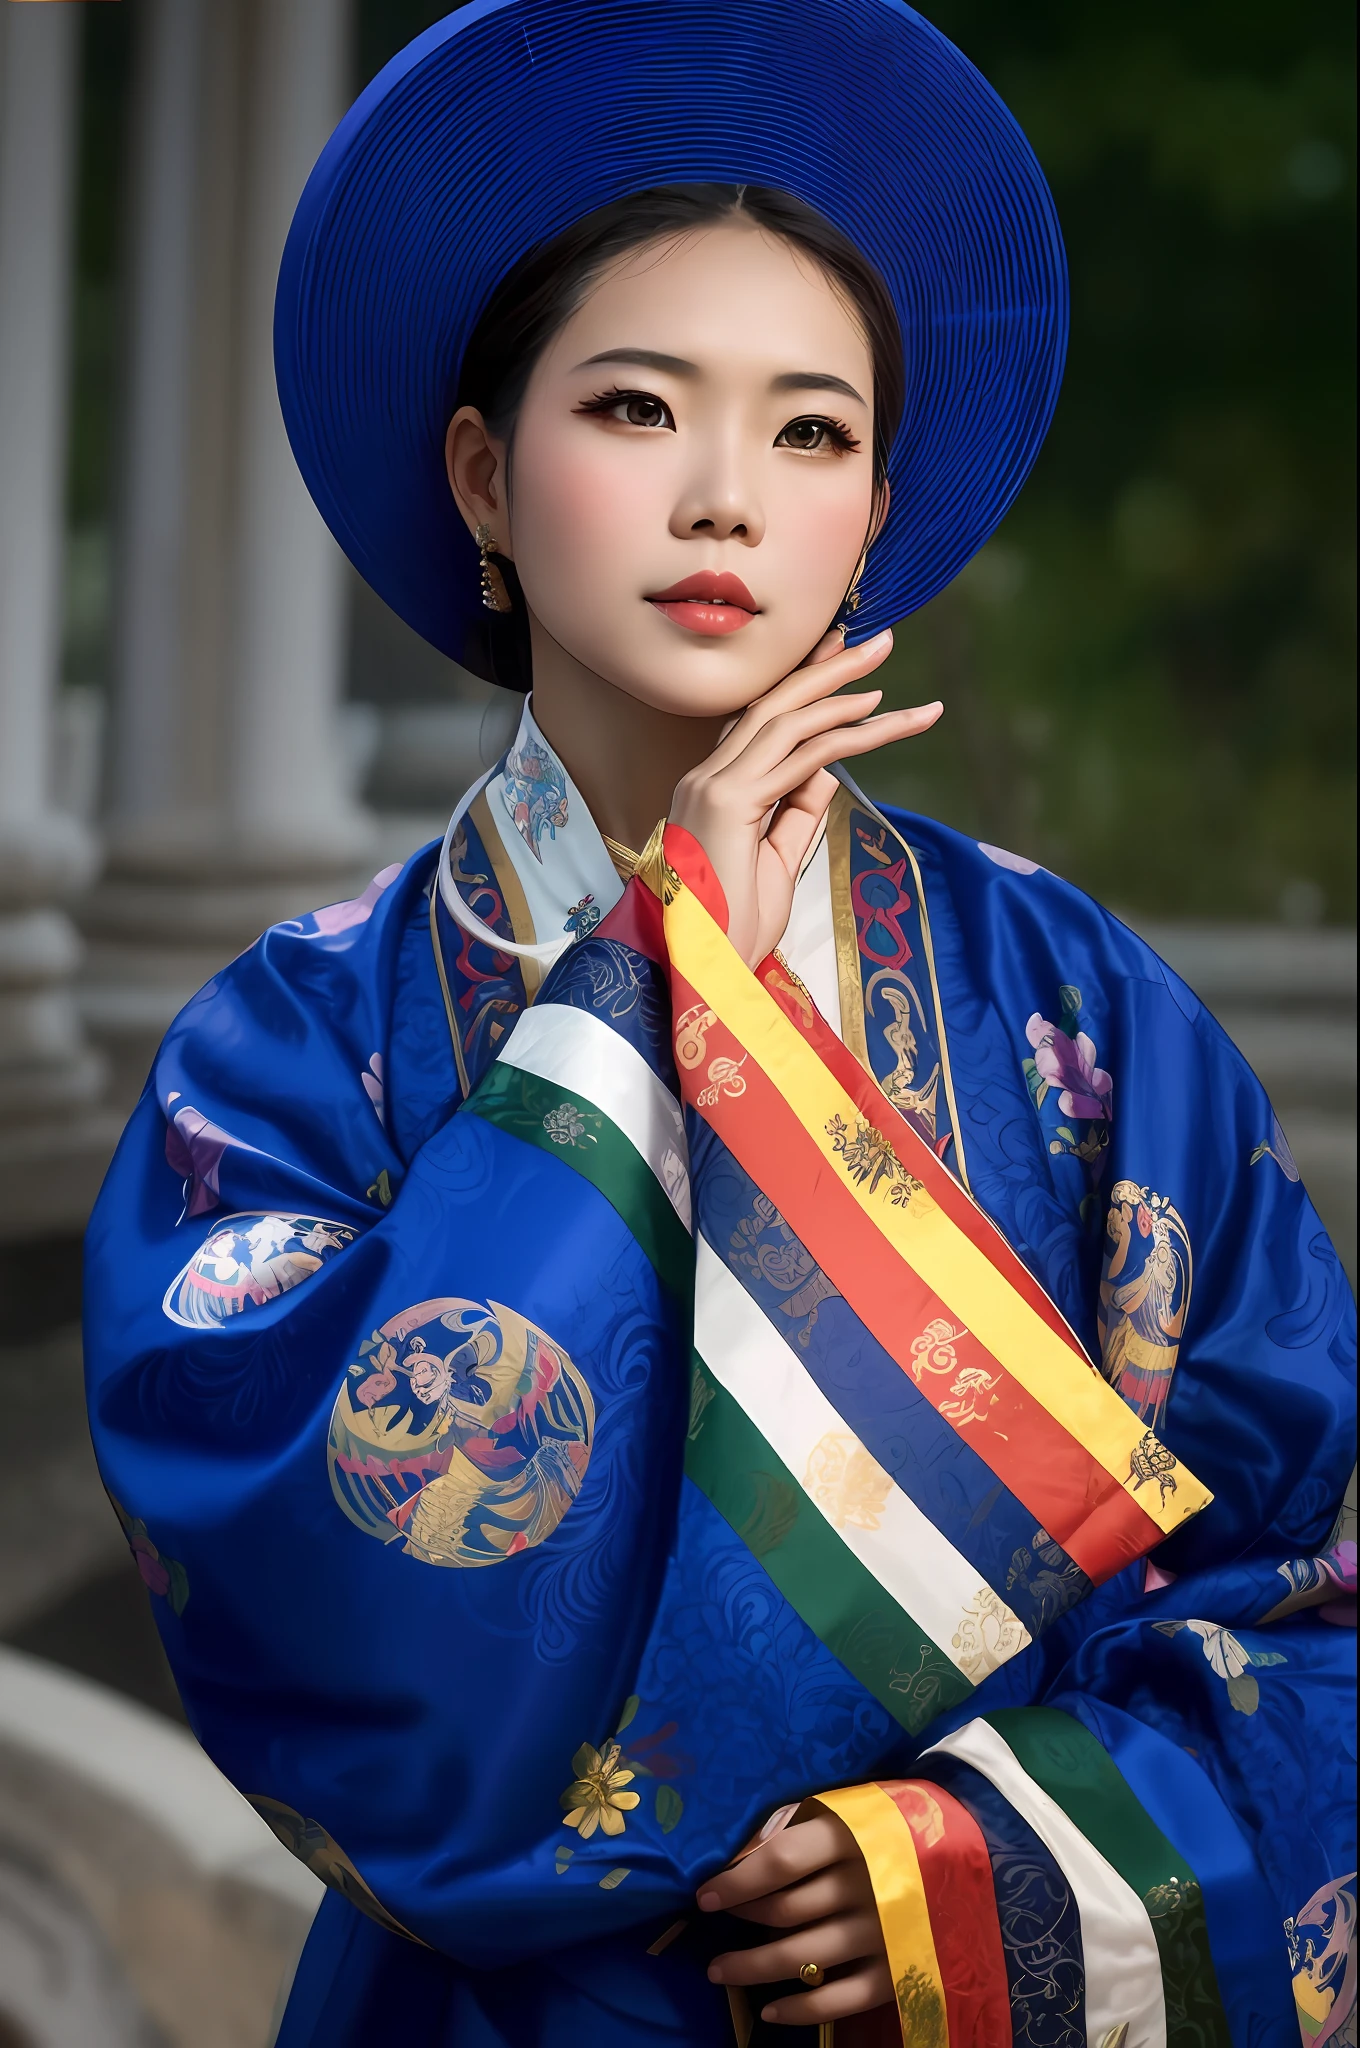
[[457, 220, 882, 718]]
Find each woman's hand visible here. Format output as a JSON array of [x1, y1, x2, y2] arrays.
[[697, 1811, 893, 2027], [667, 629, 941, 966]]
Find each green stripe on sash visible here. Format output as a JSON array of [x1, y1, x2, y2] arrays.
[[687, 1352, 970, 1734], [467, 1063, 692, 1303], [988, 1706, 1232, 2044]]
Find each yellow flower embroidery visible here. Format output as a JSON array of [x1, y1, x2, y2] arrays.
[[559, 1741, 641, 1839]]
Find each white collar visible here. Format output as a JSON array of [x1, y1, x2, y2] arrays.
[[479, 698, 624, 946]]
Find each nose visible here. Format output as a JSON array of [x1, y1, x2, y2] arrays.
[[669, 425, 766, 547]]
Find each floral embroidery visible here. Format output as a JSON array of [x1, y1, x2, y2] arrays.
[[804, 1432, 892, 1532], [1152, 1617, 1287, 1715], [109, 1496, 189, 1614], [1099, 1182, 1192, 1429], [542, 1101, 592, 1147], [559, 1741, 640, 1838], [1022, 986, 1111, 1199], [827, 1114, 926, 1208], [1026, 997, 1111, 1120], [502, 737, 568, 860]]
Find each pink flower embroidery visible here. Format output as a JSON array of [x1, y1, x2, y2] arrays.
[[305, 865, 402, 937], [130, 1536, 170, 1598], [1025, 1014, 1112, 1122]]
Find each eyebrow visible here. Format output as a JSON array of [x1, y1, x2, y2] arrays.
[[574, 349, 867, 408], [770, 370, 868, 406], [574, 349, 699, 377]]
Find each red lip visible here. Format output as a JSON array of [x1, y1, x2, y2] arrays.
[[645, 571, 760, 637], [646, 572, 759, 610]]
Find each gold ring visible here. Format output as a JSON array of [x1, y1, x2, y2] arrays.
[[799, 1962, 825, 1987]]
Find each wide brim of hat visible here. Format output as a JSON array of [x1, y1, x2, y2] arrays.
[[276, 0, 1067, 676]]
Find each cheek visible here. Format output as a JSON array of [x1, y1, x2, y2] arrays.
[[509, 428, 660, 604], [775, 474, 871, 594]]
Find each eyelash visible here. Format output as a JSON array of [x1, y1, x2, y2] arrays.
[[575, 387, 673, 427], [777, 415, 861, 455], [575, 387, 861, 454]]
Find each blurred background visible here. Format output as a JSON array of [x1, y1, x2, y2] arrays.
[[0, 2, 1353, 2042]]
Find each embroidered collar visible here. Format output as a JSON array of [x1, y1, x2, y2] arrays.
[[471, 699, 624, 950]]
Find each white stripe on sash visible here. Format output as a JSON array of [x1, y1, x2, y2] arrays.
[[694, 1238, 1030, 1679], [498, 1001, 691, 1231], [923, 1718, 1167, 2048]]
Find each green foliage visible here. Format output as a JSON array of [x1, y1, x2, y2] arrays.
[[867, 2, 1355, 921]]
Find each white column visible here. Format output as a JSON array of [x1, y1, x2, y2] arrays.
[[83, 0, 370, 1110], [227, 0, 362, 864], [0, 4, 112, 1241], [104, 0, 208, 852]]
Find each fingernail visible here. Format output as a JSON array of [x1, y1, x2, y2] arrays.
[[867, 630, 892, 649], [697, 1889, 720, 1911], [761, 2008, 777, 2023], [707, 1964, 723, 1982]]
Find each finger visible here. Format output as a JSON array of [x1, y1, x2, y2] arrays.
[[699, 632, 894, 771], [725, 1859, 872, 1930], [709, 1909, 882, 1989], [759, 1959, 896, 2027], [752, 703, 942, 806], [762, 790, 832, 889], [799, 627, 846, 667], [697, 1815, 854, 1912], [721, 689, 887, 786]]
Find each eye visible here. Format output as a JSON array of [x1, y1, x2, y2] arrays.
[[576, 387, 675, 430], [621, 393, 671, 428], [776, 415, 860, 455]]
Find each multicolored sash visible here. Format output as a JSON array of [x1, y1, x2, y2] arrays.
[[454, 815, 1210, 1739]]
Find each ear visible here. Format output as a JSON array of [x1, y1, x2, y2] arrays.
[[445, 407, 513, 555]]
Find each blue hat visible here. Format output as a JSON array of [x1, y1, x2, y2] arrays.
[[276, 0, 1066, 675]]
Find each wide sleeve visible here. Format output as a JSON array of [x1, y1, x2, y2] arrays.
[[82, 872, 694, 1968]]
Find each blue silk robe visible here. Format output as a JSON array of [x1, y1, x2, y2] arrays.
[[84, 711, 1356, 2046]]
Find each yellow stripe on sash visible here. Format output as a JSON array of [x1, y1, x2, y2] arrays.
[[812, 1783, 945, 2041], [665, 881, 1211, 1537]]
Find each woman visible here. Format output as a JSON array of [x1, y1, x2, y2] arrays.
[[85, 3, 1355, 2043]]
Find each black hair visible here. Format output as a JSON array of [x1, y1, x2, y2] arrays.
[[454, 183, 904, 691]]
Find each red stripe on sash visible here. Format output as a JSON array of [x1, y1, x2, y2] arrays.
[[672, 966, 1164, 1581], [664, 825, 728, 926], [880, 1780, 1010, 2045], [755, 953, 1086, 1359]]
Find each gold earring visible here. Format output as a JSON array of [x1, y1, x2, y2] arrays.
[[842, 547, 869, 617], [476, 523, 512, 613]]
